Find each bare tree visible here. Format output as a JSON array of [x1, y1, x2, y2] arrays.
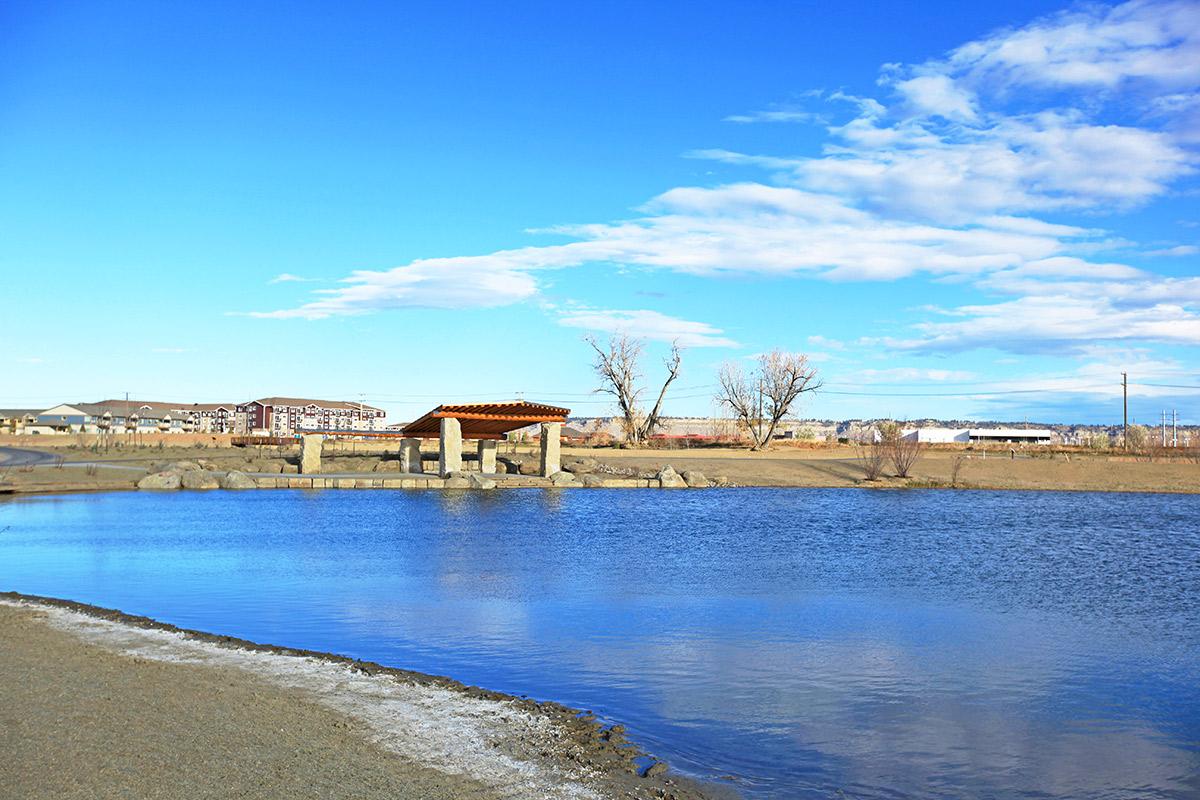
[[885, 424, 923, 478], [587, 334, 682, 446], [715, 351, 821, 450], [949, 453, 967, 487], [854, 433, 887, 480]]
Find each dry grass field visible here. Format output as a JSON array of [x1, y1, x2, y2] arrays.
[[2, 441, 1197, 494]]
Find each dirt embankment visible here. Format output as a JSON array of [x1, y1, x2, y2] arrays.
[[577, 446, 1200, 493], [4, 443, 1198, 494], [0, 593, 726, 800]]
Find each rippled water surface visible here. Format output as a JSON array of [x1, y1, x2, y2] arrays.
[[2, 488, 1198, 798]]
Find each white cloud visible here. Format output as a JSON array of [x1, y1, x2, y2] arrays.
[[248, 250, 556, 319], [940, 0, 1200, 93], [807, 335, 847, 351], [248, 0, 1200, 368], [894, 74, 978, 120], [855, 367, 978, 383], [892, 292, 1200, 353], [724, 109, 821, 124], [268, 273, 318, 284], [556, 308, 738, 348], [1146, 244, 1199, 255]]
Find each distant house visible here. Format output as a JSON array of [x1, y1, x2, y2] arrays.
[[25, 400, 200, 435], [0, 409, 41, 435], [75, 401, 192, 434], [237, 397, 386, 436], [28, 404, 93, 434]]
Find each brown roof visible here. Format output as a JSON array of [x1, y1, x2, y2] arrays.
[[78, 400, 189, 420], [402, 401, 570, 440], [246, 397, 384, 413]]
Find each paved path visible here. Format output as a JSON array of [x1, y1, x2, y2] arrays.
[[0, 447, 59, 467]]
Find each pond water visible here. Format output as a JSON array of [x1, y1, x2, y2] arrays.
[[2, 488, 1198, 799]]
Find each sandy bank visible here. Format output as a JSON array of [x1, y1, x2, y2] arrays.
[[4, 442, 1198, 494], [0, 593, 725, 800]]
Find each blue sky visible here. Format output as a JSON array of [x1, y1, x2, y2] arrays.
[[2, 0, 1198, 425]]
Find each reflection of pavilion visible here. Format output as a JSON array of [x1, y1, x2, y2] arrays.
[[402, 402, 570, 477]]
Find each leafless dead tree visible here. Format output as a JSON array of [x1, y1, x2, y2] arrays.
[[886, 426, 923, 478], [715, 351, 821, 450], [587, 334, 682, 446], [855, 438, 887, 480], [950, 453, 967, 487]]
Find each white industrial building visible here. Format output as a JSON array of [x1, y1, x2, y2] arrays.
[[903, 427, 1054, 444]]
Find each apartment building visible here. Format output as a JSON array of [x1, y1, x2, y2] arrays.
[[180, 403, 243, 434], [237, 397, 386, 436]]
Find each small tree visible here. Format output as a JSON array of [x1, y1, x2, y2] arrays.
[[887, 429, 923, 478], [587, 335, 682, 446], [716, 351, 821, 450], [855, 438, 887, 480], [1125, 424, 1148, 451], [950, 453, 967, 487]]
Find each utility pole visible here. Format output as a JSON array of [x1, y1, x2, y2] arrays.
[[1173, 408, 1178, 448], [1122, 373, 1128, 449]]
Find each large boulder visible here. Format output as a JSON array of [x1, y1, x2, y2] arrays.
[[657, 465, 687, 488], [137, 471, 181, 490], [580, 473, 607, 488], [373, 459, 400, 472], [444, 474, 470, 489], [562, 456, 600, 474], [549, 471, 578, 487], [181, 470, 221, 490], [220, 470, 258, 490], [682, 470, 708, 488], [517, 460, 541, 476], [468, 473, 497, 490], [167, 460, 202, 472]]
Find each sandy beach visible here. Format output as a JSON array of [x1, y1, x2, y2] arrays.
[[0, 594, 723, 800]]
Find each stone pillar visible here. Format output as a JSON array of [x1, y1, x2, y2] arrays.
[[539, 422, 561, 477], [477, 439, 497, 474], [399, 438, 422, 474], [439, 417, 462, 476], [300, 434, 322, 474]]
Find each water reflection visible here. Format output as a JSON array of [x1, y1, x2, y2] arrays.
[[1, 488, 1198, 799]]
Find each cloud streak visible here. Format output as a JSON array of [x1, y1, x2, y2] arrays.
[[245, 0, 1200, 361], [556, 308, 738, 348]]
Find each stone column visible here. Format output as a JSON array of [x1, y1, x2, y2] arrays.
[[477, 439, 497, 474], [439, 417, 462, 476], [300, 434, 322, 474], [539, 422, 561, 477], [399, 438, 422, 474]]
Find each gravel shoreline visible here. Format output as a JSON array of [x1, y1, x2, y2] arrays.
[[0, 592, 729, 800]]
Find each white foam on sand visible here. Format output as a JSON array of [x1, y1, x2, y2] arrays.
[[5, 599, 605, 800]]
